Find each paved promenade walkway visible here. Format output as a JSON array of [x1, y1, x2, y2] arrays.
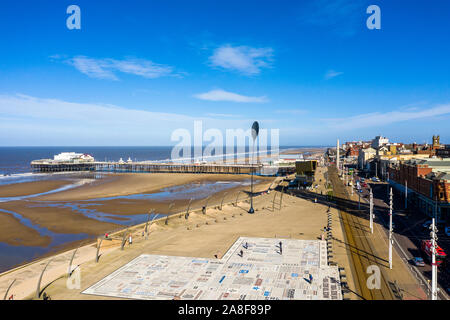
[[0, 180, 352, 300]]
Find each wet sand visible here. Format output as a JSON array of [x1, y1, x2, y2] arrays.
[[0, 202, 121, 237], [0, 173, 274, 252], [0, 180, 72, 197], [35, 173, 266, 201], [0, 211, 51, 247]]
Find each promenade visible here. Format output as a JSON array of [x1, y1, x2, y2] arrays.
[[0, 174, 351, 300]]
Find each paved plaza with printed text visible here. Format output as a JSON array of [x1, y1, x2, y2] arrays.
[[83, 237, 342, 300]]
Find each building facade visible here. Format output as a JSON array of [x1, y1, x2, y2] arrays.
[[388, 159, 450, 222], [358, 147, 376, 170]]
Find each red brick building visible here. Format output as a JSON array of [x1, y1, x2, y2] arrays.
[[345, 146, 361, 157], [388, 159, 450, 221]]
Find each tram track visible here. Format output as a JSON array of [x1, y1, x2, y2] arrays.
[[329, 166, 395, 300]]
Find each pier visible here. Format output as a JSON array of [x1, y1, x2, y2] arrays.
[[30, 160, 295, 176]]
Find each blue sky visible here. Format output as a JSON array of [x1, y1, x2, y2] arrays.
[[0, 0, 449, 146]]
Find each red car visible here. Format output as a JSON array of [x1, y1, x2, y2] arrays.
[[362, 183, 368, 188], [421, 240, 446, 265]]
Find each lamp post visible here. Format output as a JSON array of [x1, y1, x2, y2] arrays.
[[248, 121, 259, 214], [431, 196, 438, 300], [389, 188, 393, 269], [405, 179, 408, 210], [431, 217, 438, 300], [369, 188, 374, 234], [375, 162, 378, 178], [358, 189, 361, 210]]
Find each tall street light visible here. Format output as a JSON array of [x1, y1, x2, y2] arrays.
[[248, 121, 259, 214], [369, 188, 374, 234], [389, 188, 393, 269], [431, 196, 438, 300]]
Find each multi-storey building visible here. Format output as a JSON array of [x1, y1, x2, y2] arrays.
[[388, 158, 450, 222]]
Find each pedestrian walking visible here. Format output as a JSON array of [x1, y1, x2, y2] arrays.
[[239, 250, 243, 257], [128, 234, 132, 245]]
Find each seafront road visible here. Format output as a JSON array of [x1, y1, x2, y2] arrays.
[[330, 166, 427, 300]]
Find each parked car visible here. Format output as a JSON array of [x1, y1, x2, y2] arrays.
[[360, 178, 365, 182], [362, 183, 368, 188], [412, 257, 425, 267]]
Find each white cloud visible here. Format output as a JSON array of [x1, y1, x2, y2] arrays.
[[0, 94, 251, 145], [63, 56, 175, 80], [323, 104, 450, 129], [69, 56, 118, 80], [194, 89, 268, 103], [274, 109, 308, 115], [209, 45, 273, 75], [325, 70, 343, 80]]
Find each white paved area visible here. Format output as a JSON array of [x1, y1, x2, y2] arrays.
[[82, 237, 342, 300]]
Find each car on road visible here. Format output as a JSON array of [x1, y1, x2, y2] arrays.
[[362, 182, 368, 188], [360, 178, 365, 182], [421, 240, 447, 265], [371, 177, 380, 182], [412, 257, 425, 267]]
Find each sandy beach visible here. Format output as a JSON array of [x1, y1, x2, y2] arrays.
[[0, 212, 52, 247], [0, 179, 72, 197], [0, 189, 341, 300], [0, 172, 274, 272], [34, 173, 270, 201]]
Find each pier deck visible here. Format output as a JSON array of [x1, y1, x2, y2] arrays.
[[30, 161, 295, 175]]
